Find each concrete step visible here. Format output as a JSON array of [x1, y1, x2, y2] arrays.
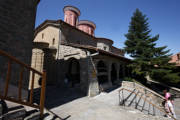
[[0, 100, 60, 120], [1, 105, 26, 120], [24, 111, 40, 120]]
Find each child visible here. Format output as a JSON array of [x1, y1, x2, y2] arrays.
[[165, 97, 176, 119], [163, 89, 171, 100]]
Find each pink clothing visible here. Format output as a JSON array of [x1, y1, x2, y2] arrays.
[[165, 92, 171, 100]]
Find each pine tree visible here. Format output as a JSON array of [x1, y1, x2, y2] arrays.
[[124, 9, 180, 84]]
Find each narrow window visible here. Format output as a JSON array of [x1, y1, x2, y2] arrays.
[[52, 38, 55, 45], [42, 33, 44, 39], [177, 54, 180, 60], [104, 46, 107, 51]]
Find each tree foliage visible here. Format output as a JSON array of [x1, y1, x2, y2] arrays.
[[124, 9, 180, 84]]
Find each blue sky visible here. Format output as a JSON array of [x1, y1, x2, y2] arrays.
[[35, 0, 180, 57]]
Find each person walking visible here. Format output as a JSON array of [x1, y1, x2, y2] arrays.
[[165, 97, 176, 119], [163, 89, 171, 100]]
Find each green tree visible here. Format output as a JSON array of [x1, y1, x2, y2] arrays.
[[124, 8, 180, 84]]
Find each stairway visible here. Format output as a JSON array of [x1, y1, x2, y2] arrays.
[[0, 100, 63, 120], [93, 87, 172, 120], [94, 82, 175, 120], [0, 100, 39, 120], [0, 50, 47, 119], [119, 88, 165, 117]]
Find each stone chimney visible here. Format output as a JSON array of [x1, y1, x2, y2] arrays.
[[77, 20, 96, 36], [63, 6, 80, 26]]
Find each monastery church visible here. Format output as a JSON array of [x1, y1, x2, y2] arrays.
[[31, 6, 131, 96]]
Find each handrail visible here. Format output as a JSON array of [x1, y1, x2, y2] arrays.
[[119, 88, 176, 120], [0, 50, 42, 75], [0, 49, 46, 118]]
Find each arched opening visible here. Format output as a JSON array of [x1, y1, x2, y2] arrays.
[[119, 64, 124, 79], [97, 61, 108, 84], [67, 58, 80, 87], [111, 63, 117, 84]]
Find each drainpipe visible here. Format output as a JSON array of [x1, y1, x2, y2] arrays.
[[87, 51, 99, 74], [87, 51, 99, 97], [57, 23, 62, 59]]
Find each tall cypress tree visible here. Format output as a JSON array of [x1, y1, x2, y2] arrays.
[[124, 9, 180, 84]]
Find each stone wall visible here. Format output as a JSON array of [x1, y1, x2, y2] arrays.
[[58, 45, 87, 60], [0, 0, 39, 90], [34, 26, 59, 49], [96, 38, 113, 52], [29, 42, 49, 89], [97, 42, 110, 52], [0, 0, 39, 64]]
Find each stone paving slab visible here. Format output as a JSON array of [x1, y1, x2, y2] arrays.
[[174, 99, 180, 119], [51, 97, 171, 120]]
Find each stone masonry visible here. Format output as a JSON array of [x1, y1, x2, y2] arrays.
[[0, 0, 39, 95]]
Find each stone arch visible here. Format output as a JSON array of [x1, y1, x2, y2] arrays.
[[97, 60, 108, 84], [111, 63, 117, 84], [67, 58, 80, 86]]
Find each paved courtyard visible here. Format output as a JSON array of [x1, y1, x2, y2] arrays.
[[49, 91, 171, 120]]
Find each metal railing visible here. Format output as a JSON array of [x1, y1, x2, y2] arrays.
[[0, 50, 46, 118], [119, 88, 176, 120], [122, 81, 165, 107]]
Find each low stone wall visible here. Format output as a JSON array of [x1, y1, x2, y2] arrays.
[[169, 87, 180, 98], [148, 80, 180, 98]]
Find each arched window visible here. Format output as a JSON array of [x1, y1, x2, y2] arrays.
[[42, 33, 44, 39], [97, 61, 108, 84]]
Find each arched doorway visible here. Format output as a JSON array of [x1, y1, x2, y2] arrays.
[[111, 63, 117, 84], [97, 61, 108, 84], [68, 58, 80, 87]]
